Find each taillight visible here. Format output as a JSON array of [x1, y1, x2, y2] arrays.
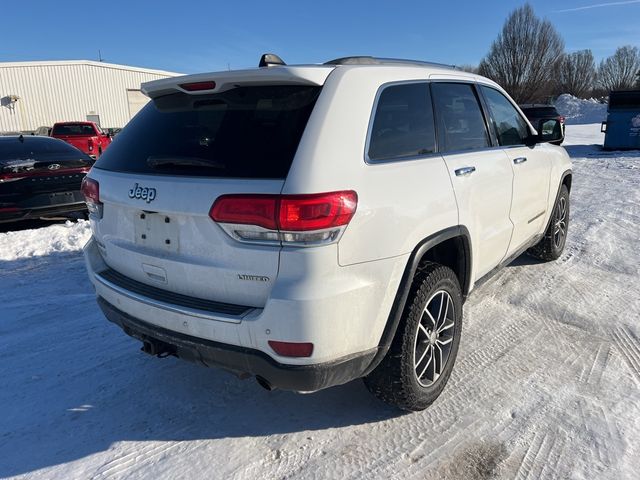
[[210, 195, 278, 230], [210, 191, 357, 246], [180, 81, 216, 92], [88, 138, 94, 152], [268, 341, 314, 358], [557, 116, 565, 124], [81, 177, 102, 217], [0, 172, 26, 183], [279, 192, 357, 231]]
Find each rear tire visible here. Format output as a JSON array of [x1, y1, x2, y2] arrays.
[[364, 263, 463, 411], [528, 184, 570, 261]]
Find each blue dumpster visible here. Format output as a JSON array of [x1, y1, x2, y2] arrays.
[[601, 90, 640, 150]]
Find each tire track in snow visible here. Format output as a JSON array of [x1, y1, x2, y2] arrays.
[[611, 326, 640, 384], [514, 431, 565, 480], [93, 441, 182, 479], [235, 436, 335, 480], [514, 432, 546, 480], [355, 321, 549, 480], [581, 343, 611, 385]]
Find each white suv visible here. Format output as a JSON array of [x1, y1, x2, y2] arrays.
[[82, 55, 571, 411]]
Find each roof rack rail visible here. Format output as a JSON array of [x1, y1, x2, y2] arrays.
[[323, 56, 458, 70]]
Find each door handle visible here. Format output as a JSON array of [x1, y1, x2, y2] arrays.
[[513, 157, 527, 164], [455, 166, 476, 177]]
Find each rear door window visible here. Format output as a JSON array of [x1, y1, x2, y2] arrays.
[[481, 87, 530, 146], [431, 83, 490, 153], [367, 82, 436, 162], [94, 85, 321, 179]]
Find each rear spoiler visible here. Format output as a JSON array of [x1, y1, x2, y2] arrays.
[[141, 66, 335, 99]]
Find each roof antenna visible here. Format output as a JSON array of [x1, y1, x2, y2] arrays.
[[259, 53, 286, 68], [98, 49, 104, 62]]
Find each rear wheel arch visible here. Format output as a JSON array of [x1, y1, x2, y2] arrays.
[[562, 171, 572, 192], [363, 226, 472, 375]]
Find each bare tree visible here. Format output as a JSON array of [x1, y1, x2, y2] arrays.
[[478, 3, 564, 103], [457, 64, 479, 74], [598, 46, 640, 91], [557, 50, 596, 98]]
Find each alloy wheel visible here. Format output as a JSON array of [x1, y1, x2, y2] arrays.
[[413, 290, 455, 387], [554, 196, 567, 249]]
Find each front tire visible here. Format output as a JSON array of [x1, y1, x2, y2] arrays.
[[528, 184, 570, 261], [364, 263, 463, 411]]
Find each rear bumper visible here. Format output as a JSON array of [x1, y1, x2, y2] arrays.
[[0, 198, 86, 223], [98, 296, 376, 392]]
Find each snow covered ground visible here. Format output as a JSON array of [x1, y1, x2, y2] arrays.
[[1, 124, 639, 480]]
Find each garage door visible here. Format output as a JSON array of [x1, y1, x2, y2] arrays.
[[127, 89, 150, 120]]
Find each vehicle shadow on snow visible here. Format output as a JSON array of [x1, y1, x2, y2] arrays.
[[0, 251, 402, 477], [2, 355, 402, 477], [563, 143, 640, 159]]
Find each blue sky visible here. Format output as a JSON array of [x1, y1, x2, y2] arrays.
[[2, 0, 639, 74]]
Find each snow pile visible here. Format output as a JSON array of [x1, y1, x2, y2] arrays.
[[554, 94, 607, 125], [0, 220, 91, 261]]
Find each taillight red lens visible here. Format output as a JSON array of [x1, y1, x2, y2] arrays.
[[210, 195, 278, 230], [81, 177, 100, 204], [88, 138, 94, 151], [180, 81, 216, 91], [209, 191, 357, 232], [268, 341, 314, 358], [279, 191, 358, 231]]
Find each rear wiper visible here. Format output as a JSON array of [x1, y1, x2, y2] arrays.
[[147, 156, 225, 169]]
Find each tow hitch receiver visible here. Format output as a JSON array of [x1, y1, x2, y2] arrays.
[[141, 338, 176, 358]]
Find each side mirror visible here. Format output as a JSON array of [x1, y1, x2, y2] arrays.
[[537, 118, 563, 143]]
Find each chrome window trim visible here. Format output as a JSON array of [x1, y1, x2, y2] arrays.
[[430, 81, 494, 154], [476, 85, 532, 148], [364, 80, 439, 165], [363, 79, 536, 166]]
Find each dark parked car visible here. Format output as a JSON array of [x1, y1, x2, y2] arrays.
[[519, 104, 565, 145], [0, 135, 94, 223]]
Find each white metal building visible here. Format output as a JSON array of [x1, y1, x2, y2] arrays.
[[0, 60, 181, 132]]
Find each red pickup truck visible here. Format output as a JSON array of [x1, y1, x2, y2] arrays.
[[51, 121, 112, 158]]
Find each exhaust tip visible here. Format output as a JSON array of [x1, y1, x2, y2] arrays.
[[256, 376, 274, 391]]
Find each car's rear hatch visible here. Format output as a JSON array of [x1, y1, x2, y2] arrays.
[[88, 67, 333, 312]]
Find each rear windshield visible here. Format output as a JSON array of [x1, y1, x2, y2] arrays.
[[52, 124, 98, 136], [609, 92, 640, 110], [94, 85, 321, 179], [521, 107, 558, 117], [0, 137, 85, 161]]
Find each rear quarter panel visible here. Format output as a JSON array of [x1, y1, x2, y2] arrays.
[[284, 66, 459, 267]]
